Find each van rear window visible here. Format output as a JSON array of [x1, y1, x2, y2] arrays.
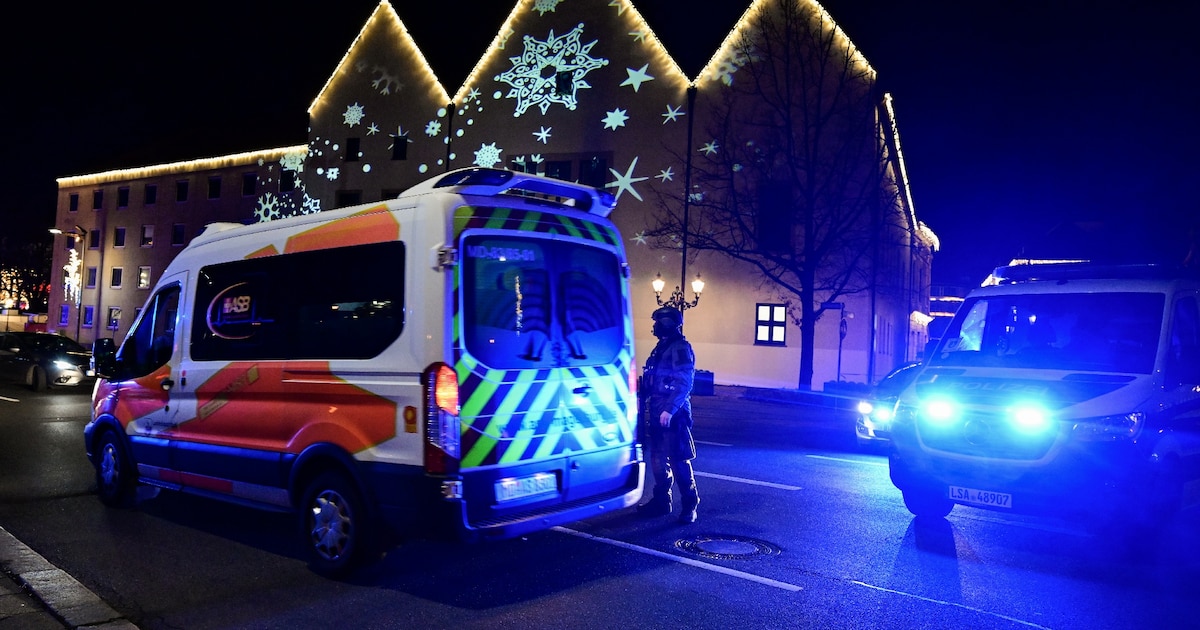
[[191, 241, 404, 361], [462, 235, 624, 369]]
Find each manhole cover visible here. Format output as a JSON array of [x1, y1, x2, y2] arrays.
[[674, 534, 782, 560]]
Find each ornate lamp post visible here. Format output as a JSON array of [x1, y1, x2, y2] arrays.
[[652, 272, 705, 311], [48, 225, 87, 342]]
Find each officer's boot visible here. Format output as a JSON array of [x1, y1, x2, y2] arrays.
[[677, 461, 699, 524], [637, 464, 673, 517]]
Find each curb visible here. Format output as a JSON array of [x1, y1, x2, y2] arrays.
[[0, 525, 137, 629]]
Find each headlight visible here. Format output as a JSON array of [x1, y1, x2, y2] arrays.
[[1073, 411, 1145, 440], [856, 400, 874, 415], [53, 360, 76, 371], [1008, 402, 1053, 434], [921, 398, 957, 424]]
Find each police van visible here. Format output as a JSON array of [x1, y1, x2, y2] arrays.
[[85, 168, 644, 574], [889, 262, 1200, 532]]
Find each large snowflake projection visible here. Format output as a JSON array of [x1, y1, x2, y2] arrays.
[[606, 157, 648, 202], [370, 65, 403, 95], [533, 0, 563, 15], [474, 142, 503, 168], [301, 193, 322, 215], [343, 102, 365, 127], [494, 24, 609, 117], [255, 192, 283, 223], [602, 108, 629, 130], [710, 45, 755, 86], [620, 64, 654, 92]]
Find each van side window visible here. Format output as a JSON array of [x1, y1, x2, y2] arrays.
[[190, 241, 405, 361], [117, 285, 180, 378], [1166, 296, 1200, 387]]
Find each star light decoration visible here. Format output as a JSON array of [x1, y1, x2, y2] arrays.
[[606, 157, 648, 201], [662, 104, 684, 124], [602, 108, 629, 130], [495, 24, 609, 117], [620, 64, 654, 92], [533, 126, 552, 143]]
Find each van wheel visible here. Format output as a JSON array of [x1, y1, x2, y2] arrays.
[[28, 366, 47, 391], [96, 429, 136, 507], [902, 487, 954, 519], [301, 471, 379, 577]]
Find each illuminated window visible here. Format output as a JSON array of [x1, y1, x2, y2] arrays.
[[207, 176, 221, 199], [113, 227, 126, 248], [755, 303, 787, 347], [172, 224, 185, 246], [175, 180, 188, 202], [69, 194, 79, 212], [138, 266, 152, 289], [110, 267, 123, 289], [92, 190, 103, 210], [346, 137, 360, 162], [83, 306, 94, 328], [141, 225, 154, 247], [391, 133, 408, 160], [144, 184, 157, 205], [118, 187, 130, 208], [107, 307, 121, 330], [58, 305, 69, 326], [241, 172, 256, 196]]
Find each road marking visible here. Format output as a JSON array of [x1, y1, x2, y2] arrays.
[[694, 471, 801, 491], [850, 581, 1053, 629], [0, 396, 18, 403], [553, 526, 802, 592], [695, 439, 733, 447], [806, 454, 887, 467]]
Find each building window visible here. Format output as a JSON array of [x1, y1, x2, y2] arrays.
[[207, 176, 222, 199], [145, 184, 157, 205], [69, 193, 79, 213], [176, 180, 189, 202], [545, 160, 571, 181], [172, 223, 186, 246], [242, 172, 257, 196], [113, 227, 126, 248], [141, 225, 154, 247], [755, 303, 787, 346], [335, 190, 362, 207], [88, 229, 101, 249], [92, 190, 103, 210], [280, 170, 296, 193], [118, 187, 130, 208], [579, 156, 607, 189], [83, 306, 95, 328], [111, 267, 123, 289], [391, 134, 408, 160], [138, 266, 152, 289], [555, 71, 571, 96], [346, 137, 360, 161], [107, 307, 121, 330], [86, 267, 98, 289], [58, 305, 69, 326]]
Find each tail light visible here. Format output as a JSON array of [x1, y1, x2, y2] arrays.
[[423, 363, 461, 475]]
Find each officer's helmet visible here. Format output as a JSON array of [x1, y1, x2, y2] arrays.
[[652, 306, 684, 329]]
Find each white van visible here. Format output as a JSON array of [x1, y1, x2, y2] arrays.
[[889, 263, 1200, 531], [85, 168, 644, 574]]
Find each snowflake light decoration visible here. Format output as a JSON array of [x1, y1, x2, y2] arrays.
[[474, 142, 503, 168], [371, 66, 402, 95], [280, 149, 306, 173], [425, 120, 442, 136], [533, 0, 563, 15], [343, 102, 365, 127], [494, 24, 609, 117], [255, 192, 282, 223], [325, 167, 340, 181]]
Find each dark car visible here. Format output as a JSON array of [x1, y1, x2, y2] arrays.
[[854, 361, 922, 449], [0, 332, 94, 390]]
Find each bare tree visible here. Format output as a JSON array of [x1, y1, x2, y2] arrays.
[[649, 0, 906, 389]]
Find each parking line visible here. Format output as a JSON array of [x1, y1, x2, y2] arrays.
[[0, 396, 18, 403], [694, 471, 801, 491], [695, 439, 733, 447], [851, 581, 1052, 629], [806, 454, 887, 467], [553, 526, 802, 592]]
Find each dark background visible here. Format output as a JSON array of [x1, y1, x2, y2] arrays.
[[5, 0, 1198, 285]]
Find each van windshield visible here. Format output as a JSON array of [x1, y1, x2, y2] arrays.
[[462, 234, 624, 369], [930, 292, 1165, 373]]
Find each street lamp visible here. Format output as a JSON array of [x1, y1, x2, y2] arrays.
[[48, 225, 86, 342], [652, 272, 705, 311]]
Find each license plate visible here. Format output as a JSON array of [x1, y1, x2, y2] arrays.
[[495, 472, 558, 503], [949, 485, 1012, 508]]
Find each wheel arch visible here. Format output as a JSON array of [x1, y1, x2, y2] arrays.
[[288, 443, 375, 514]]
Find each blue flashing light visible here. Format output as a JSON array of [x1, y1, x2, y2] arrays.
[[1009, 403, 1053, 433], [922, 399, 956, 424]]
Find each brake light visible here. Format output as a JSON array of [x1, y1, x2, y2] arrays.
[[423, 363, 461, 475]]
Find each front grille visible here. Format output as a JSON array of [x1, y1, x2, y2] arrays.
[[919, 411, 1058, 460]]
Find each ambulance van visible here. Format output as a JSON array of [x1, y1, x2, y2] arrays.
[[85, 168, 644, 574], [889, 262, 1200, 535]]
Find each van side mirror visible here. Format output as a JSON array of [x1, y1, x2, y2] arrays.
[[92, 338, 118, 378]]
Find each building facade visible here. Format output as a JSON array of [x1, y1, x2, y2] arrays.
[[49, 0, 935, 389]]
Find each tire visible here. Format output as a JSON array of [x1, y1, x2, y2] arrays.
[[300, 471, 379, 577], [28, 366, 47, 392], [95, 429, 137, 508], [902, 486, 954, 519]]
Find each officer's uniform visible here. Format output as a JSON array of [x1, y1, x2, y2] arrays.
[[639, 306, 700, 523]]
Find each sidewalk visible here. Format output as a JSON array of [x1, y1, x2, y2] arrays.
[[0, 526, 136, 630]]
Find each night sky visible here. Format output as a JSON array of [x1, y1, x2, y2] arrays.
[[7, 0, 1198, 285]]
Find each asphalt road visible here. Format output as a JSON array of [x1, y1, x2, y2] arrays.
[[0, 380, 1196, 629]]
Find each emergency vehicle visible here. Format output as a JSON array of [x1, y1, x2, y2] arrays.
[[889, 262, 1200, 534], [85, 168, 644, 574]]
